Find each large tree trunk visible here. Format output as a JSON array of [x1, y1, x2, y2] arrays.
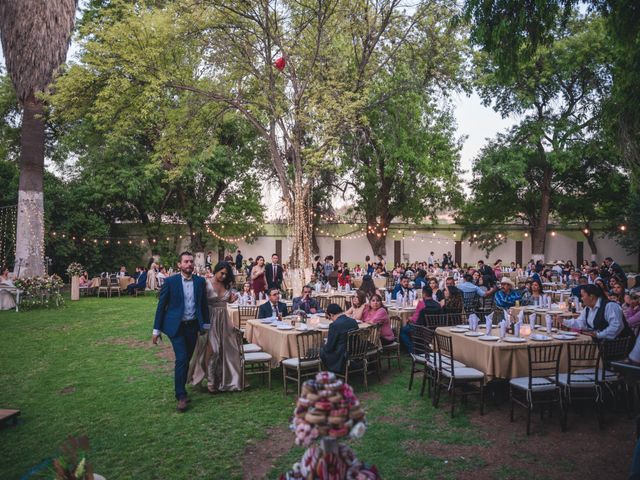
[[287, 184, 312, 271], [366, 232, 387, 256], [530, 165, 552, 262], [14, 94, 45, 277], [583, 228, 598, 261]]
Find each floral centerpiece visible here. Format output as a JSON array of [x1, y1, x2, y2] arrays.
[[14, 274, 64, 309], [67, 262, 85, 278], [280, 371, 380, 479]]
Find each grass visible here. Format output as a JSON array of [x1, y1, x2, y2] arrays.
[[0, 296, 483, 479]]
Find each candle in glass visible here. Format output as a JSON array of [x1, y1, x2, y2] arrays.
[[520, 324, 532, 337]]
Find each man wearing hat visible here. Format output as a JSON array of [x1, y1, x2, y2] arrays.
[[495, 276, 522, 309]]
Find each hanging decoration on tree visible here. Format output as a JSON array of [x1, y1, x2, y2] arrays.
[[274, 56, 286, 71], [0, 205, 17, 269]]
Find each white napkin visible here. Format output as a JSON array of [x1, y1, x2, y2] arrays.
[[345, 283, 351, 292], [485, 316, 492, 335], [486, 312, 494, 324], [469, 313, 479, 331], [559, 293, 564, 303], [259, 291, 264, 300], [518, 309, 525, 323], [316, 283, 321, 292], [514, 321, 521, 337], [397, 293, 403, 306], [503, 309, 511, 324], [385, 291, 391, 304], [499, 320, 506, 338], [545, 314, 553, 334], [529, 313, 537, 329]]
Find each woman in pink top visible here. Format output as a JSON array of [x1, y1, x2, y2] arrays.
[[362, 294, 395, 345], [623, 293, 640, 328]]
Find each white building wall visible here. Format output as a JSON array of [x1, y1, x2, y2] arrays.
[[228, 231, 638, 270]]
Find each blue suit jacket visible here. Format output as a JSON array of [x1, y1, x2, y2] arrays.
[[258, 301, 289, 319], [135, 271, 148, 288], [153, 274, 209, 337]]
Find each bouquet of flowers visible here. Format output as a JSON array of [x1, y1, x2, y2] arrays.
[[14, 274, 64, 309], [52, 436, 96, 480], [67, 262, 85, 278]]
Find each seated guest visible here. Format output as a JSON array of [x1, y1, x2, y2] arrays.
[[400, 286, 442, 354], [521, 279, 544, 306], [362, 294, 395, 345], [608, 282, 626, 305], [631, 275, 640, 294], [79, 271, 90, 286], [571, 276, 588, 298], [413, 269, 427, 288], [415, 287, 444, 326], [307, 273, 321, 290], [292, 285, 322, 314], [458, 273, 494, 298], [258, 288, 289, 318], [623, 293, 640, 329], [345, 290, 366, 320], [126, 267, 147, 295], [595, 277, 609, 295], [428, 278, 444, 302], [359, 275, 380, 300], [563, 284, 631, 340], [238, 282, 254, 303], [320, 303, 359, 373], [442, 285, 464, 314], [494, 277, 522, 308], [0, 266, 16, 310], [118, 265, 128, 277], [337, 268, 351, 288], [392, 275, 413, 300]]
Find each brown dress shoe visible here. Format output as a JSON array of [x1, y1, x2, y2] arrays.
[[176, 398, 188, 412]]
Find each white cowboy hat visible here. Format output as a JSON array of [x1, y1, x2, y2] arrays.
[[500, 277, 515, 286]]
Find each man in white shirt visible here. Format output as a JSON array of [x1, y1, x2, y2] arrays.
[[563, 284, 629, 340], [428, 252, 435, 267]]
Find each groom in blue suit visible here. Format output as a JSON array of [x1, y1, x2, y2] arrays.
[[152, 252, 209, 412]]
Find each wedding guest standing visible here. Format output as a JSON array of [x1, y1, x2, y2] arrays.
[[190, 262, 242, 393], [235, 250, 243, 272], [251, 255, 267, 297], [265, 253, 283, 290], [152, 252, 209, 412]]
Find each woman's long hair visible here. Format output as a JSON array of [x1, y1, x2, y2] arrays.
[[360, 275, 377, 299], [444, 286, 463, 313], [213, 262, 235, 289]]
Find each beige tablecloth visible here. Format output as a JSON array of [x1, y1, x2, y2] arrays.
[[88, 276, 133, 291], [436, 327, 592, 381], [244, 318, 369, 367], [352, 277, 387, 289], [387, 307, 416, 325]]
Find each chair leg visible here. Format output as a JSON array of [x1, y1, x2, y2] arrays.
[[297, 369, 302, 396], [267, 364, 272, 390], [363, 360, 369, 391], [480, 381, 485, 416], [282, 365, 287, 396], [526, 403, 532, 435], [408, 362, 415, 391], [450, 386, 456, 418], [510, 388, 515, 422]]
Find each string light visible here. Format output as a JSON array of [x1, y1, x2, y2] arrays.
[[206, 225, 261, 243], [620, 225, 627, 232]]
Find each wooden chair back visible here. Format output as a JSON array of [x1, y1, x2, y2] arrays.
[[295, 331, 324, 362]]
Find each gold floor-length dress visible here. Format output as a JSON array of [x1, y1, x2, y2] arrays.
[[189, 281, 243, 391]]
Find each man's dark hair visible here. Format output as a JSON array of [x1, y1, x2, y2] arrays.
[[422, 286, 433, 297], [582, 284, 605, 298], [178, 251, 194, 262], [268, 287, 280, 295], [463, 273, 473, 282], [272, 253, 278, 258], [605, 257, 613, 262], [326, 303, 343, 316]]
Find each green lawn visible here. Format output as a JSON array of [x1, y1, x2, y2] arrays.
[[0, 296, 486, 479]]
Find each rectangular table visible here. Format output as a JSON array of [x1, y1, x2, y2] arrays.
[[435, 327, 592, 381], [244, 317, 369, 367]]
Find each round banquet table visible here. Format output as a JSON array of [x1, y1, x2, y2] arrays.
[[510, 306, 578, 329], [352, 277, 388, 289]]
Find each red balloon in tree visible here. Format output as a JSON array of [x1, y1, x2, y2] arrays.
[[274, 56, 286, 71]]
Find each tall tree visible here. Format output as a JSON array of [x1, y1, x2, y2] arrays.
[[0, 0, 77, 276], [466, 14, 610, 260], [60, 0, 452, 271]]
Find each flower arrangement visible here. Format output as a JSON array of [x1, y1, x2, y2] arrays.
[[14, 274, 64, 309], [67, 262, 85, 278]]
